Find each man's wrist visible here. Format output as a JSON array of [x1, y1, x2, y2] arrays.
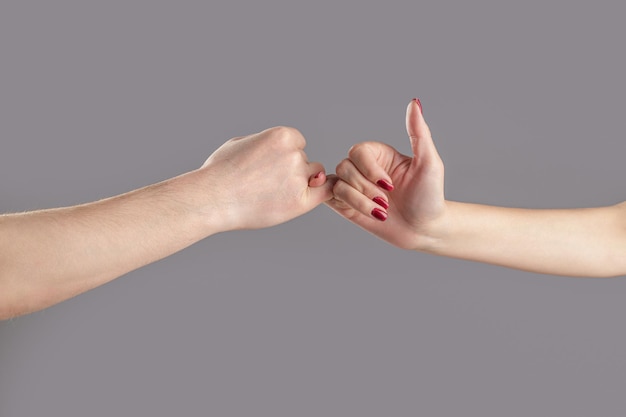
[[160, 168, 231, 238]]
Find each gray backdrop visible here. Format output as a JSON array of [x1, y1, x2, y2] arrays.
[[2, 1, 626, 416]]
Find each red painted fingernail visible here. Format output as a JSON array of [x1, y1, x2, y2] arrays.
[[371, 208, 388, 221], [372, 196, 389, 210], [413, 98, 423, 114], [376, 179, 394, 191]]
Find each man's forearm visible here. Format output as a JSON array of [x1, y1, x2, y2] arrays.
[[0, 125, 332, 320], [426, 201, 626, 277], [0, 169, 216, 319]]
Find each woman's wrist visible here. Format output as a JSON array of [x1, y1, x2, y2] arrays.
[[410, 200, 456, 254]]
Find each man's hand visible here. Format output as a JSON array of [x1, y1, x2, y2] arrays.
[[200, 126, 333, 232]]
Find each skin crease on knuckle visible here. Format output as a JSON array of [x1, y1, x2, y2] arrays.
[[329, 183, 359, 220], [335, 160, 368, 195], [331, 180, 347, 203], [331, 180, 348, 201], [332, 180, 370, 216]]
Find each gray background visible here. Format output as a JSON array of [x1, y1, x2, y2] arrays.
[[1, 1, 625, 416]]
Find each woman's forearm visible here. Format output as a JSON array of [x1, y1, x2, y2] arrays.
[[329, 99, 626, 278], [427, 201, 626, 277], [0, 169, 216, 319]]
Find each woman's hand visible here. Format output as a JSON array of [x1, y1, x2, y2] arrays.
[[327, 99, 448, 250], [200, 126, 334, 232]]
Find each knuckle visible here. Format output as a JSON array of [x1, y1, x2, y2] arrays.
[[335, 159, 351, 178], [267, 126, 303, 147], [332, 178, 347, 196], [270, 125, 296, 136], [347, 143, 366, 159], [267, 127, 289, 146], [347, 141, 376, 159]]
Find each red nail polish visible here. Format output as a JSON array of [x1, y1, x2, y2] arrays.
[[376, 179, 394, 191], [413, 98, 423, 114], [371, 208, 388, 221], [372, 196, 389, 210]]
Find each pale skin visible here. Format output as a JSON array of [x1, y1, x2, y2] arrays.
[[0, 126, 333, 320], [327, 99, 626, 278]]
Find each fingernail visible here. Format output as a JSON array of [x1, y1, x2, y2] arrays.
[[413, 98, 423, 114], [313, 171, 324, 179], [376, 179, 394, 191], [371, 208, 388, 222], [372, 196, 389, 210]]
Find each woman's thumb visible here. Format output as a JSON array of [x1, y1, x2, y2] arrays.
[[406, 98, 434, 159]]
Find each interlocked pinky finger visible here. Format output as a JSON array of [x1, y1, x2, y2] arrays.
[[332, 179, 388, 222]]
